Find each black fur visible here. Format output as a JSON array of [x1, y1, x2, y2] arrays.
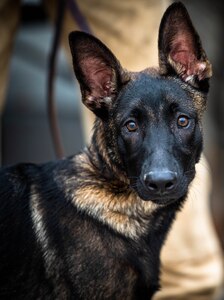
[[0, 3, 211, 299]]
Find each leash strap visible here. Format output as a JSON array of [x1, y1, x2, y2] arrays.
[[47, 0, 66, 158], [47, 0, 92, 158]]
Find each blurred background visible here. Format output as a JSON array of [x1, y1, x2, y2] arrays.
[[1, 0, 85, 165], [184, 0, 224, 254], [0, 0, 224, 297]]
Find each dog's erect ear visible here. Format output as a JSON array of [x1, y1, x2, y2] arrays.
[[69, 31, 127, 117], [158, 2, 212, 91]]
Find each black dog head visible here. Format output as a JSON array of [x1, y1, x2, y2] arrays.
[[69, 2, 212, 205]]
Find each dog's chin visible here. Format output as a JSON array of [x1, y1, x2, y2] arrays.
[[141, 196, 178, 206], [135, 188, 187, 206]]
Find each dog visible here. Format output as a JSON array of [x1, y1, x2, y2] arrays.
[[0, 2, 212, 299]]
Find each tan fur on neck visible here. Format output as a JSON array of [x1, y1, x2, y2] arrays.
[[62, 153, 159, 240]]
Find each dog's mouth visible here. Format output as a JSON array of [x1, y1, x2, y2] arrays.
[[138, 194, 180, 206]]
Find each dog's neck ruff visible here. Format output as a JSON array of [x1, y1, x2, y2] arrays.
[[67, 152, 158, 240]]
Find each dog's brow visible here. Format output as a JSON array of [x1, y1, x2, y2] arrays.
[[117, 99, 142, 119], [169, 102, 179, 112]]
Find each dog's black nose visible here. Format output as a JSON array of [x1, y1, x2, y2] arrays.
[[144, 171, 177, 194]]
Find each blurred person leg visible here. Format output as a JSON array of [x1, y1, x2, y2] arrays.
[[0, 0, 20, 165], [44, 0, 224, 298], [181, 0, 224, 256]]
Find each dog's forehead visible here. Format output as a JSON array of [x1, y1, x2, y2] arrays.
[[117, 73, 194, 115]]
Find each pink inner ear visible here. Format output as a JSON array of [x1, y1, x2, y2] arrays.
[[170, 33, 196, 67], [170, 32, 207, 80], [81, 57, 114, 98]]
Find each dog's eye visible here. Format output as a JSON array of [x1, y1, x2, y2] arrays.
[[126, 120, 138, 132], [177, 115, 189, 128]]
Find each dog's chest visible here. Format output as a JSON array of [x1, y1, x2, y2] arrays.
[[45, 205, 159, 299]]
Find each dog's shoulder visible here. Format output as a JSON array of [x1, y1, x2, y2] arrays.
[[0, 163, 40, 205], [0, 159, 72, 225], [0, 157, 76, 191]]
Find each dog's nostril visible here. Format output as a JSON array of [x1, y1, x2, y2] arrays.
[[144, 171, 177, 194], [165, 181, 174, 190], [148, 183, 158, 191]]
